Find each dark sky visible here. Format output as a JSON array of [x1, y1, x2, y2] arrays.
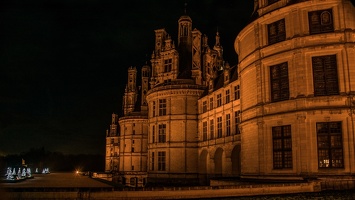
[[0, 0, 254, 155]]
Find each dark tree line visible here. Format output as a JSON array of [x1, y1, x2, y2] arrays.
[[0, 147, 104, 174]]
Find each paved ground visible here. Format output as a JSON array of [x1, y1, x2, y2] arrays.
[[1, 172, 113, 189]]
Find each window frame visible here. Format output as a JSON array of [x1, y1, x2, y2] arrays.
[[268, 19, 286, 45], [317, 122, 344, 169], [312, 55, 339, 96], [272, 125, 293, 169], [158, 124, 166, 143], [210, 119, 214, 140], [202, 101, 207, 113], [158, 151, 166, 171], [217, 116, 222, 138], [308, 9, 334, 35], [202, 121, 208, 141], [234, 85, 240, 100], [225, 90, 230, 104], [270, 62, 289, 102], [164, 58, 173, 72], [217, 94, 222, 107], [159, 99, 167, 116], [226, 114, 231, 136]]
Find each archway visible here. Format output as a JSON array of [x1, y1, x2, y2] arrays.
[[199, 150, 209, 174], [231, 145, 241, 176], [214, 148, 223, 176]]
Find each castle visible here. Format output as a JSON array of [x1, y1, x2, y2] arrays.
[[105, 0, 355, 187]]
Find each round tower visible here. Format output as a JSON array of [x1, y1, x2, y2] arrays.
[[235, 0, 355, 180]]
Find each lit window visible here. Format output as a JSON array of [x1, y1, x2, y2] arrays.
[[309, 9, 334, 35], [272, 125, 292, 169], [317, 122, 343, 168], [312, 55, 339, 96], [217, 117, 222, 138], [268, 19, 286, 45], [270, 62, 289, 102]]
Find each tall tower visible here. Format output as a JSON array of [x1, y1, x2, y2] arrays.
[[123, 66, 137, 115], [178, 8, 193, 78], [141, 64, 150, 111], [105, 113, 119, 172], [146, 8, 206, 185]]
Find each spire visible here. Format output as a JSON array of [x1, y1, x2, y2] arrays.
[[215, 28, 220, 47]]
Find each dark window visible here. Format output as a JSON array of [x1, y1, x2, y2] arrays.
[[268, 19, 286, 45], [225, 90, 230, 104], [272, 125, 292, 169], [235, 111, 241, 135], [202, 101, 207, 113], [158, 151, 166, 171], [151, 152, 155, 171], [226, 114, 231, 136], [317, 122, 343, 168], [203, 121, 207, 141], [152, 125, 155, 143], [164, 58, 172, 72], [159, 99, 167, 116], [309, 9, 334, 35], [152, 101, 156, 117], [210, 97, 214, 110], [210, 119, 214, 140], [217, 94, 222, 107], [131, 147, 134, 152], [234, 85, 240, 100], [217, 117, 222, 138], [158, 124, 166, 143], [270, 62, 289, 102], [312, 55, 339, 96]]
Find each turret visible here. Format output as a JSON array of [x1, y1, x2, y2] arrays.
[[141, 64, 150, 111], [177, 10, 193, 78], [123, 66, 138, 115]]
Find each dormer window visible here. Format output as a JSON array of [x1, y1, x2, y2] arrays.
[[209, 81, 213, 90], [164, 58, 172, 72]]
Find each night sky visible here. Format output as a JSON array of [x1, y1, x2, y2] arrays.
[[0, 0, 254, 155]]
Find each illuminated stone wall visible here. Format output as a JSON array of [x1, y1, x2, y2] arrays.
[[235, 0, 355, 179], [118, 116, 148, 187], [146, 83, 205, 184]]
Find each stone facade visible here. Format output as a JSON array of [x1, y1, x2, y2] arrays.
[[236, 0, 355, 180], [105, 0, 355, 187]]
